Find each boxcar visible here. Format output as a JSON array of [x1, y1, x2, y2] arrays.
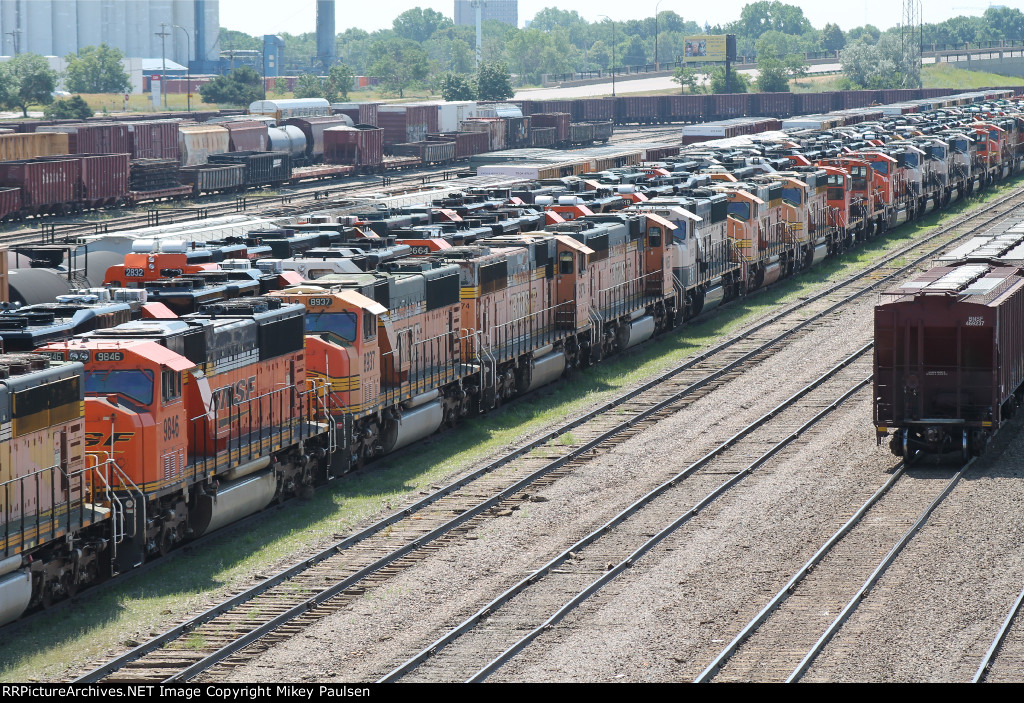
[[323, 126, 385, 172], [874, 263, 1024, 458]]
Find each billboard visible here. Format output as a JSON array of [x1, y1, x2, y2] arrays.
[[683, 35, 729, 62]]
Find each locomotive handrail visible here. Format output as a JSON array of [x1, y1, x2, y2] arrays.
[[86, 458, 129, 554]]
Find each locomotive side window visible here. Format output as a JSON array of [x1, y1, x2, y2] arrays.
[[647, 227, 662, 247], [559, 252, 574, 275], [161, 370, 182, 403], [363, 313, 376, 341]]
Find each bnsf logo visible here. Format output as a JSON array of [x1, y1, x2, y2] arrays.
[[308, 298, 333, 307], [211, 376, 257, 411]]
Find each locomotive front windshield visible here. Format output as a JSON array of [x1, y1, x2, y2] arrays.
[[306, 312, 358, 343], [782, 187, 802, 206], [85, 369, 154, 406], [727, 201, 751, 221]]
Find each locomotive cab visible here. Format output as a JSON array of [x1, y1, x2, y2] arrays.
[[273, 287, 387, 415]]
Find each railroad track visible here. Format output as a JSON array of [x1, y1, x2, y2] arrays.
[[695, 458, 970, 682], [0, 124, 679, 249], [0, 164, 471, 247], [973, 573, 1024, 682], [68, 183, 1024, 684], [378, 346, 874, 682]]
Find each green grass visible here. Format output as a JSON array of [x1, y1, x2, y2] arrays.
[[922, 63, 1024, 90], [1, 174, 1023, 683]]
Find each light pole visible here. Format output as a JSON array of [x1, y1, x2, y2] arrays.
[[156, 24, 171, 108], [172, 25, 191, 112], [600, 15, 616, 97], [654, 0, 664, 71]]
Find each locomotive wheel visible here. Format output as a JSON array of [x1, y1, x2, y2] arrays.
[[40, 580, 56, 609], [62, 572, 78, 599], [158, 526, 174, 557]]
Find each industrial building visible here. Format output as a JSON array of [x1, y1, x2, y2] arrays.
[[454, 0, 518, 28], [0, 0, 220, 72]]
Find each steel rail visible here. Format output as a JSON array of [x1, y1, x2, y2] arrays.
[[380, 345, 873, 682], [786, 462, 973, 683], [694, 462, 909, 682], [973, 581, 1024, 682], [71, 185, 1024, 681]]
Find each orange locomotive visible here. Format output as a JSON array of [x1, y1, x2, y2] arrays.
[[274, 211, 678, 471], [36, 297, 332, 575]]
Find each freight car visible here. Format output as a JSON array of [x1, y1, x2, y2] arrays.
[[248, 98, 332, 124], [874, 262, 1024, 458]]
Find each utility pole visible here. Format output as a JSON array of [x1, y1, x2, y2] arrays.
[[156, 24, 171, 108], [5, 30, 19, 55]]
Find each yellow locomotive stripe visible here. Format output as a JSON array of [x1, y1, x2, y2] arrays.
[[461, 286, 482, 300], [309, 371, 361, 392]]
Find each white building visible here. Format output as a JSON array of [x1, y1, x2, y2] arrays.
[[0, 0, 220, 68]]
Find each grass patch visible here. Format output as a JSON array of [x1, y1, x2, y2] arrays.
[[1, 174, 1022, 683], [922, 63, 1024, 90]]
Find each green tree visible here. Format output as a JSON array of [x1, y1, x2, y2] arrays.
[[219, 28, 262, 51], [671, 66, 701, 94], [0, 54, 57, 117], [369, 39, 430, 98], [441, 73, 476, 101], [846, 25, 881, 45], [294, 73, 334, 102], [476, 60, 514, 100], [822, 23, 846, 53], [328, 63, 355, 101], [44, 94, 94, 119], [63, 44, 131, 94], [199, 65, 264, 106], [840, 33, 921, 89], [709, 66, 749, 94], [393, 7, 453, 43]]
